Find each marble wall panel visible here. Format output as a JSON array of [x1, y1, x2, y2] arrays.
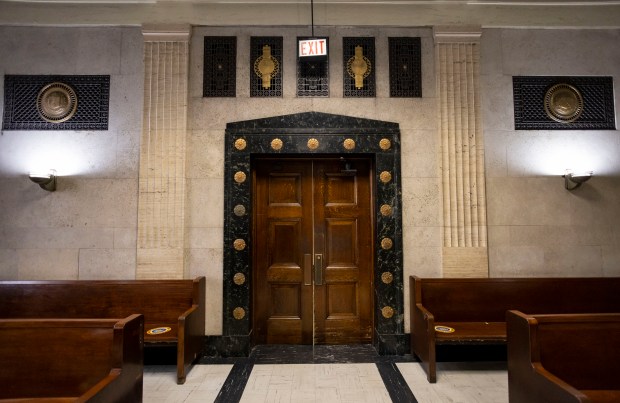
[[0, 227, 114, 250], [186, 178, 224, 229], [501, 29, 620, 76], [78, 248, 136, 279], [486, 177, 571, 227], [187, 247, 223, 334], [187, 227, 223, 250], [400, 129, 439, 179], [489, 245, 545, 277], [187, 130, 225, 179], [18, 248, 79, 279], [0, 249, 18, 280], [602, 245, 620, 277]]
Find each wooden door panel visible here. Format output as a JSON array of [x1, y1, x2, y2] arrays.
[[314, 160, 373, 344], [325, 218, 358, 267]]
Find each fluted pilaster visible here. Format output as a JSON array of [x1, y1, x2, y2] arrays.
[[434, 26, 488, 277], [137, 25, 190, 279]]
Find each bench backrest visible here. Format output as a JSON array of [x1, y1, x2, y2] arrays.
[[534, 314, 620, 389], [0, 315, 143, 399], [0, 279, 202, 324], [413, 277, 620, 322]]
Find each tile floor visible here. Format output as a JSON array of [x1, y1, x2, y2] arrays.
[[144, 360, 509, 402]]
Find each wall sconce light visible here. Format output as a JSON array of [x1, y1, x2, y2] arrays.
[[563, 170, 592, 191], [29, 170, 57, 192]]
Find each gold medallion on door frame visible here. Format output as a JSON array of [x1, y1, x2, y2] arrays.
[[271, 138, 283, 151], [233, 273, 246, 285], [234, 138, 247, 151], [307, 138, 319, 150], [234, 171, 247, 183]]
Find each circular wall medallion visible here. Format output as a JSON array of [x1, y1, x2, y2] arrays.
[[381, 306, 394, 319], [307, 138, 319, 150], [379, 171, 392, 183], [233, 204, 246, 217], [36, 82, 78, 124], [271, 138, 283, 151], [233, 272, 246, 285], [381, 272, 394, 284], [233, 239, 246, 251], [380, 204, 392, 217], [234, 171, 247, 183], [544, 83, 584, 123], [146, 326, 172, 335], [343, 138, 356, 150], [234, 138, 247, 151], [379, 138, 391, 150], [233, 307, 246, 320], [381, 237, 393, 250]]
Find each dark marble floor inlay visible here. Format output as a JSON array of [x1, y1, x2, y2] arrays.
[[205, 344, 417, 402]]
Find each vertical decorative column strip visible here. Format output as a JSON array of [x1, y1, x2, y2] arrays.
[[137, 25, 190, 279], [434, 26, 488, 277]]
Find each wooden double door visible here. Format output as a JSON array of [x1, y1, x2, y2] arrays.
[[253, 157, 374, 345]]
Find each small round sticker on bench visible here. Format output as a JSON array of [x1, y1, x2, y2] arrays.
[[147, 327, 172, 335], [434, 325, 455, 333]]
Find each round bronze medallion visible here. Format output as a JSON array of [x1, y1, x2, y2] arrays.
[[271, 138, 283, 151], [381, 272, 394, 284], [381, 306, 395, 319], [234, 171, 247, 183], [379, 138, 391, 151], [379, 171, 392, 183], [36, 82, 78, 123], [234, 138, 247, 151], [343, 138, 356, 150], [233, 204, 246, 217], [233, 272, 246, 285], [233, 239, 246, 251], [307, 138, 319, 150], [544, 83, 584, 123], [233, 307, 246, 320], [380, 204, 392, 217], [381, 237, 393, 250]]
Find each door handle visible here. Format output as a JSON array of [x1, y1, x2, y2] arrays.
[[314, 254, 323, 285], [304, 254, 312, 286]]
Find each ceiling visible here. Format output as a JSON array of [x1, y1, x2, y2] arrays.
[[0, 0, 619, 27]]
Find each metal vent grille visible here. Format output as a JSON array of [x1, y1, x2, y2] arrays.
[[343, 37, 376, 98], [513, 76, 615, 130], [296, 37, 329, 97], [203, 36, 237, 97], [2, 75, 110, 130], [388, 37, 422, 98], [251, 37, 283, 97]]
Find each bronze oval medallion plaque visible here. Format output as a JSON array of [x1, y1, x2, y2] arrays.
[[544, 83, 584, 123], [37, 82, 78, 123]]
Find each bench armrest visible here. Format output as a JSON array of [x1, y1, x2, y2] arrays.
[[177, 304, 205, 384], [529, 364, 591, 403], [412, 302, 436, 382]]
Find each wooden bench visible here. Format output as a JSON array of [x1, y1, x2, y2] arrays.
[[507, 310, 620, 403], [0, 277, 205, 384], [410, 276, 620, 382], [0, 314, 143, 402]]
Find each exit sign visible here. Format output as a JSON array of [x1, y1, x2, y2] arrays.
[[298, 38, 328, 57]]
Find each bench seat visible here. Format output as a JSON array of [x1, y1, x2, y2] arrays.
[[434, 322, 506, 343]]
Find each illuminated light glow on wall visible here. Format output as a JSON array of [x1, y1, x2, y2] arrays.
[[0, 132, 114, 177], [505, 131, 618, 177]]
